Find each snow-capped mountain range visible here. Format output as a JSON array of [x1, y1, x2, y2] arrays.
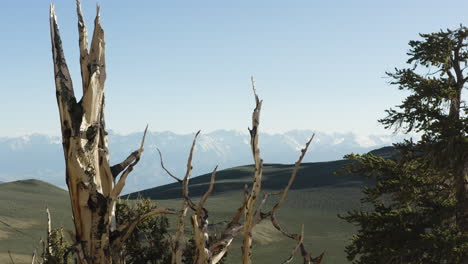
[[0, 130, 410, 193]]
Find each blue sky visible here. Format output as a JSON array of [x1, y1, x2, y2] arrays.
[[1, 0, 467, 137]]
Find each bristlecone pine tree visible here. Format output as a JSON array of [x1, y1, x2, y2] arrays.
[[50, 1, 322, 264], [50, 2, 174, 263], [341, 26, 468, 264]]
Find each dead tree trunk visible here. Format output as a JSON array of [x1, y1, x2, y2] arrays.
[[158, 78, 322, 264], [51, 2, 322, 263], [50, 2, 173, 263]]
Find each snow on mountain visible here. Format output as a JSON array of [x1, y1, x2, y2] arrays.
[[0, 130, 410, 193]]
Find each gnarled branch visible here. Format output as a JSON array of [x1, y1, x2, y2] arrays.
[[111, 125, 148, 199], [159, 131, 200, 264], [242, 76, 264, 264]]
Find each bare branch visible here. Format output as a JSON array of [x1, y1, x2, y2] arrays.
[[191, 215, 209, 264], [171, 131, 201, 263], [242, 76, 264, 264], [198, 166, 218, 209], [181, 131, 201, 211], [253, 192, 280, 225], [110, 150, 139, 178], [81, 3, 106, 125], [270, 135, 314, 238], [228, 186, 250, 229], [300, 245, 324, 264], [251, 76, 260, 107], [111, 125, 148, 199], [157, 148, 182, 183], [8, 250, 15, 264], [46, 207, 53, 257], [184, 131, 200, 181], [210, 186, 249, 263], [309, 251, 325, 264], [31, 250, 36, 264], [172, 202, 188, 264], [189, 166, 218, 264], [50, 4, 75, 99], [76, 0, 89, 92], [49, 4, 77, 140], [262, 135, 323, 263], [281, 225, 304, 264]]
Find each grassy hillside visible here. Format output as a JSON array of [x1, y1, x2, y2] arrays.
[[126, 160, 365, 199], [127, 160, 369, 264], [0, 179, 71, 264], [0, 155, 374, 263]]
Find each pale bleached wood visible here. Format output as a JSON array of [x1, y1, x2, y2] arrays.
[[31, 250, 36, 264], [191, 166, 218, 264], [159, 131, 200, 264], [45, 207, 53, 257], [76, 0, 89, 93], [270, 135, 314, 238], [159, 133, 222, 264], [281, 225, 304, 264], [111, 151, 140, 179], [242, 76, 263, 264], [52, 3, 322, 262], [268, 136, 324, 264], [50, 3, 152, 263], [153, 78, 320, 264], [209, 185, 249, 263], [157, 148, 182, 183], [111, 125, 148, 199], [198, 166, 217, 209], [191, 215, 209, 264]]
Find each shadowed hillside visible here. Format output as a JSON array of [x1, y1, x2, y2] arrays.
[[125, 156, 377, 263], [126, 159, 367, 200], [0, 148, 393, 263]]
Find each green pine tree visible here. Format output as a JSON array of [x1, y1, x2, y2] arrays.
[[35, 227, 72, 264], [341, 26, 468, 264], [116, 199, 172, 264]]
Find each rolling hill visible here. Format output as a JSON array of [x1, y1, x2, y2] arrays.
[[0, 179, 71, 264], [0, 130, 406, 193], [0, 147, 390, 263], [126, 160, 365, 200], [127, 156, 372, 263]]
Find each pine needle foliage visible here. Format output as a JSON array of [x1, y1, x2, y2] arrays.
[[116, 199, 172, 264], [341, 26, 468, 264]]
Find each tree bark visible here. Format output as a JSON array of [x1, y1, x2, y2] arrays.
[[241, 77, 263, 264], [50, 2, 174, 263], [449, 41, 468, 264], [156, 78, 320, 264], [457, 157, 468, 264]]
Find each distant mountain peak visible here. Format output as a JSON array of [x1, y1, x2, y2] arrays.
[[0, 130, 415, 193]]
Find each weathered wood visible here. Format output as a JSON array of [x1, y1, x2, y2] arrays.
[[209, 186, 249, 263], [158, 132, 201, 264], [50, 2, 173, 263], [191, 166, 217, 264], [156, 78, 318, 264], [241, 77, 263, 264], [268, 136, 324, 264], [45, 207, 52, 257], [51, 3, 321, 263]]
